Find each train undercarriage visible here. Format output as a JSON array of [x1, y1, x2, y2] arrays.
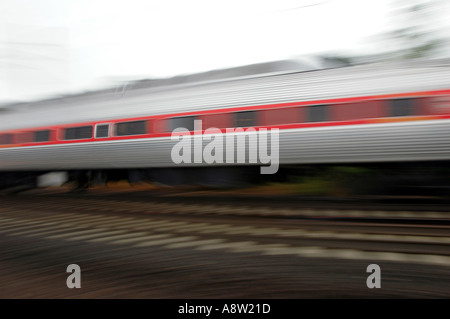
[[2, 161, 450, 197]]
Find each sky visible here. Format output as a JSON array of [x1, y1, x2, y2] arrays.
[[0, 0, 447, 104]]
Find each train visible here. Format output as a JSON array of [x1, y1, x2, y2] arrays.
[[2, 57, 450, 194]]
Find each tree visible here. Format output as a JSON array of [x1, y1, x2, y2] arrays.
[[387, 0, 445, 59]]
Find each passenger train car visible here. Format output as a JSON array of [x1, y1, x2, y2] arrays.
[[1, 58, 450, 191]]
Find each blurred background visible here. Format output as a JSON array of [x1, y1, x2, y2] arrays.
[[1, 0, 449, 104]]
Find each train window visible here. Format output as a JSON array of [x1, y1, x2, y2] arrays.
[[15, 132, 33, 144], [200, 113, 232, 129], [115, 120, 147, 136], [95, 124, 110, 138], [390, 98, 415, 117], [424, 95, 450, 115], [306, 104, 328, 122], [0, 134, 13, 145], [15, 130, 50, 143], [235, 111, 257, 127], [64, 126, 93, 140], [34, 130, 50, 142], [170, 116, 197, 132], [332, 101, 385, 121], [260, 108, 302, 126]]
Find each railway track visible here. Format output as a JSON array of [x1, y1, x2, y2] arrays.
[[0, 189, 449, 298], [5, 187, 450, 219]]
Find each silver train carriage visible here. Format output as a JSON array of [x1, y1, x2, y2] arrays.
[[1, 58, 450, 191]]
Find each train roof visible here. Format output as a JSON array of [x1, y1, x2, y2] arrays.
[[2, 57, 450, 112], [0, 57, 346, 110], [1, 57, 450, 131]]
